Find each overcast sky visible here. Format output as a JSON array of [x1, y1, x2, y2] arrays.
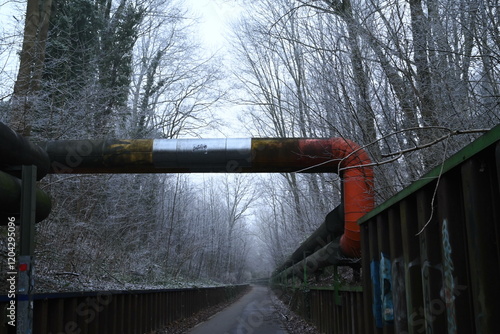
[[183, 0, 243, 51], [182, 0, 248, 138]]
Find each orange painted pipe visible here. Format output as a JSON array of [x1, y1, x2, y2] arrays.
[[292, 138, 374, 257]]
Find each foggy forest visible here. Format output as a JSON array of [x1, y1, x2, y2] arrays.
[[0, 0, 498, 291]]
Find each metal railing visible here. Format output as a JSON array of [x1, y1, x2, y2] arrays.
[[274, 285, 365, 334], [359, 125, 500, 333], [0, 285, 248, 334]]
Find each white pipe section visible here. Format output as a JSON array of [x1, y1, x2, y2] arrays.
[[152, 138, 252, 171]]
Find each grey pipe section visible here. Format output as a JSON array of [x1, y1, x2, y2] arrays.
[[281, 240, 342, 280], [0, 170, 52, 224], [274, 205, 344, 274], [0, 122, 50, 180]]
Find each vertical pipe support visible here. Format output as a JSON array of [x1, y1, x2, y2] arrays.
[[17, 165, 37, 334]]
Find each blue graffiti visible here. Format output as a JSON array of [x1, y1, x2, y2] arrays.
[[380, 252, 394, 323]]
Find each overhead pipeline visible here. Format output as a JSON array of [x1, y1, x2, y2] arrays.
[[42, 137, 374, 257]]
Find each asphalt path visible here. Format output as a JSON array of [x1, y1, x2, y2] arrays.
[[187, 285, 288, 334]]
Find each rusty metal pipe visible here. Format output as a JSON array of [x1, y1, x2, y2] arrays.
[[42, 137, 374, 257]]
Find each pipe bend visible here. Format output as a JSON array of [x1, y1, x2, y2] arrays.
[[0, 122, 50, 180], [330, 138, 374, 257], [282, 137, 374, 258]]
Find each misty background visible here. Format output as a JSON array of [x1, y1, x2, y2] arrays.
[[0, 0, 498, 290]]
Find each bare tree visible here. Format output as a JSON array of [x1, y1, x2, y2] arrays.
[[220, 174, 256, 281], [126, 0, 224, 139]]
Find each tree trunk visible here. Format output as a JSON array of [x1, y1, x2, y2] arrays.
[[10, 0, 53, 134], [409, 0, 436, 127]]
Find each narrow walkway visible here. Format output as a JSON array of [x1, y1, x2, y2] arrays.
[[188, 285, 288, 334]]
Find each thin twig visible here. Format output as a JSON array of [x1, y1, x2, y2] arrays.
[[53, 272, 80, 277], [382, 128, 488, 158], [415, 134, 451, 236], [292, 127, 489, 174]]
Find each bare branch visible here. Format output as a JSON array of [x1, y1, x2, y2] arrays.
[[381, 128, 490, 158], [294, 126, 491, 173]]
